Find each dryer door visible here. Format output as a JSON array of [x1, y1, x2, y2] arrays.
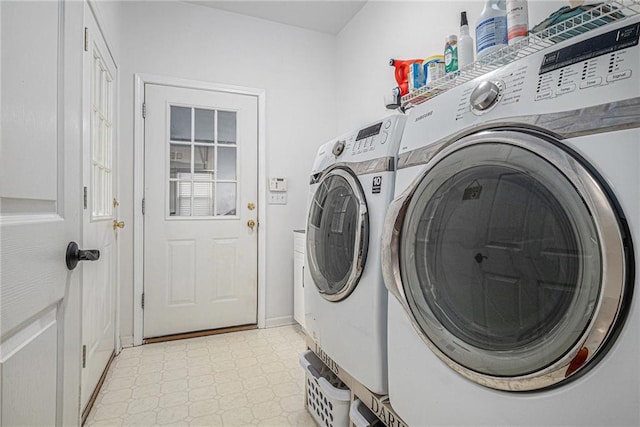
[[383, 130, 633, 391], [307, 168, 369, 302]]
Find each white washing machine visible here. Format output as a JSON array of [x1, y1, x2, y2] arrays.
[[382, 15, 639, 426], [304, 114, 406, 394]]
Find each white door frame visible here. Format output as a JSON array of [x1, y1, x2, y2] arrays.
[[133, 74, 267, 346]]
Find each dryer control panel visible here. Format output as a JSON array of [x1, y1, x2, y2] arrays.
[[534, 22, 639, 101]]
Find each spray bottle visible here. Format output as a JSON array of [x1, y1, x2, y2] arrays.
[[475, 0, 508, 60], [458, 11, 475, 68], [507, 0, 529, 45]]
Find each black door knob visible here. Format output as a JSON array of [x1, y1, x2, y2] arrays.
[[66, 241, 100, 270]]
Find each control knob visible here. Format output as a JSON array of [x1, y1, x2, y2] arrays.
[[470, 80, 501, 112], [332, 140, 346, 157]]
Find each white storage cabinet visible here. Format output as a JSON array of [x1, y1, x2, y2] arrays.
[[293, 230, 306, 329]]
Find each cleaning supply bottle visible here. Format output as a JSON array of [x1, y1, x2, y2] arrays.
[[506, 0, 529, 45], [444, 35, 458, 74], [458, 11, 475, 68], [475, 0, 508, 60]]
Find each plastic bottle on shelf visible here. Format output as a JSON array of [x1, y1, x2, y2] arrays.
[[444, 35, 458, 74], [458, 11, 475, 68], [475, 0, 508, 60], [506, 0, 529, 45]]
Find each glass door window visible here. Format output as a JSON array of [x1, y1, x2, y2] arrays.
[[168, 106, 237, 217], [306, 168, 368, 301], [91, 49, 113, 219], [393, 132, 630, 389]]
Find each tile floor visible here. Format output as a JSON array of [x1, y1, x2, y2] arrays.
[[86, 325, 315, 426]]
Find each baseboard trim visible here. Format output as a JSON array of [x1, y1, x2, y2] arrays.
[[120, 335, 134, 348], [265, 315, 295, 328], [143, 324, 258, 344], [81, 350, 116, 426]]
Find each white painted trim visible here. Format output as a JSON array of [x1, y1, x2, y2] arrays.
[[134, 76, 145, 346], [257, 87, 267, 330], [265, 316, 296, 328], [113, 44, 122, 357], [133, 73, 267, 346], [86, 0, 117, 67], [119, 336, 134, 348]]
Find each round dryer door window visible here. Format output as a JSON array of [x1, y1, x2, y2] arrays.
[[307, 168, 369, 302], [394, 130, 632, 391]]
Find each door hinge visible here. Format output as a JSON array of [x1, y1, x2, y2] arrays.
[[141, 293, 145, 309], [83, 186, 88, 210], [82, 345, 87, 368], [142, 198, 145, 215], [142, 102, 146, 119], [84, 27, 89, 52]]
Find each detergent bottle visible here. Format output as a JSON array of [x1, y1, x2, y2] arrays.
[[476, 0, 508, 60], [444, 35, 458, 74], [389, 58, 424, 96]]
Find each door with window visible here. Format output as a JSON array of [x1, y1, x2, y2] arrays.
[[81, 5, 118, 411], [143, 84, 258, 338]]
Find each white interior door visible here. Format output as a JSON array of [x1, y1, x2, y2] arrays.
[[143, 84, 258, 338], [1, 1, 83, 425], [80, 5, 118, 410]]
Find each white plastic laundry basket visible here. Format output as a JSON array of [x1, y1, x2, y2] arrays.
[[349, 398, 383, 427], [299, 350, 351, 427]]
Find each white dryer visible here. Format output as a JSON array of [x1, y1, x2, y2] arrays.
[[382, 15, 639, 426], [305, 115, 406, 394]]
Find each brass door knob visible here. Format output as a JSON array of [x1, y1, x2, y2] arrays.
[[247, 219, 256, 231], [113, 220, 125, 230]]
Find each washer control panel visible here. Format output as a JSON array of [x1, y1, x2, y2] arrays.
[[350, 119, 392, 156], [402, 18, 639, 156], [534, 22, 639, 101], [470, 80, 505, 113], [457, 22, 639, 116]]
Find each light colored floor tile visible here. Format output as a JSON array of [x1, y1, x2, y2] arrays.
[[189, 413, 223, 426], [99, 388, 132, 405], [188, 399, 219, 418], [85, 325, 315, 427], [127, 396, 159, 414]]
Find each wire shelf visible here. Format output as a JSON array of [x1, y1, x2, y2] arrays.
[[400, 0, 640, 110]]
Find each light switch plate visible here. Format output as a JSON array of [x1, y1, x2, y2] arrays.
[[268, 192, 287, 204]]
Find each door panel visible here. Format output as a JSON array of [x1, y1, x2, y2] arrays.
[[144, 84, 258, 338], [1, 0, 82, 424], [81, 5, 118, 410], [1, 312, 58, 426]]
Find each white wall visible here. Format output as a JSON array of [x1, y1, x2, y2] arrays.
[[117, 1, 336, 340], [113, 0, 568, 341], [335, 0, 566, 133], [88, 0, 121, 61]]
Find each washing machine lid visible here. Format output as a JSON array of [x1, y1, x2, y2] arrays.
[[383, 129, 633, 391], [307, 167, 369, 302]]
